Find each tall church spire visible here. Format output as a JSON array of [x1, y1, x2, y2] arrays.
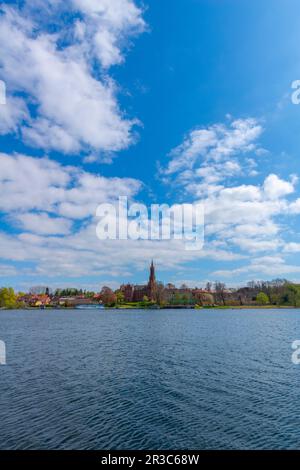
[[148, 260, 156, 300], [149, 260, 155, 284]]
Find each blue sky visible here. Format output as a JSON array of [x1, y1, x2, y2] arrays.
[[1, 0, 300, 291]]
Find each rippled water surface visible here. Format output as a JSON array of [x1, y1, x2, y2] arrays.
[[0, 308, 300, 449]]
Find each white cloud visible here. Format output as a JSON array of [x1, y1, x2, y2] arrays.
[[72, 0, 146, 68], [13, 212, 72, 235], [231, 222, 279, 237], [0, 264, 18, 277], [289, 198, 300, 214], [263, 174, 295, 200], [0, 150, 244, 280], [162, 118, 263, 188], [0, 152, 142, 216], [229, 237, 280, 252], [204, 183, 286, 227], [283, 242, 300, 253], [161, 117, 300, 264], [0, 96, 28, 135], [213, 255, 300, 279], [0, 225, 242, 281], [0, 2, 146, 156]]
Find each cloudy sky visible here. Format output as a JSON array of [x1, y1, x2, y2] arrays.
[[1, 0, 300, 291]]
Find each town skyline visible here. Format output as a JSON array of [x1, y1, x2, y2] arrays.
[[2, 261, 299, 310]]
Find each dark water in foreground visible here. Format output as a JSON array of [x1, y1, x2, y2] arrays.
[[0, 308, 300, 450]]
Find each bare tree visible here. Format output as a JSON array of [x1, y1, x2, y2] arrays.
[[214, 282, 226, 305], [205, 282, 212, 292]]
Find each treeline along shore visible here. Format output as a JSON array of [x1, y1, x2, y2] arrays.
[[1, 278, 300, 310]]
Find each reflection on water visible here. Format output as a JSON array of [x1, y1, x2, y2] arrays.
[[0, 308, 299, 449]]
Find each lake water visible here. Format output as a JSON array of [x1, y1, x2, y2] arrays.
[[0, 308, 299, 450]]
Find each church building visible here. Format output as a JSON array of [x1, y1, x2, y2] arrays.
[[120, 261, 157, 302]]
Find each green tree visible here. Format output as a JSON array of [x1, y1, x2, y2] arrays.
[[172, 293, 183, 305], [115, 290, 125, 304], [0, 287, 17, 309], [198, 293, 214, 306], [286, 284, 300, 307], [84, 291, 95, 298], [155, 282, 165, 305], [256, 292, 269, 305]]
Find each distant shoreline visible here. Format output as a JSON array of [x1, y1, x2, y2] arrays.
[[1, 305, 299, 311]]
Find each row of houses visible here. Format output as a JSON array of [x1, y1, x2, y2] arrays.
[[17, 293, 102, 308]]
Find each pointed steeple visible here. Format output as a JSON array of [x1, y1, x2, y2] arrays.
[[149, 260, 155, 284], [148, 260, 156, 300]]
